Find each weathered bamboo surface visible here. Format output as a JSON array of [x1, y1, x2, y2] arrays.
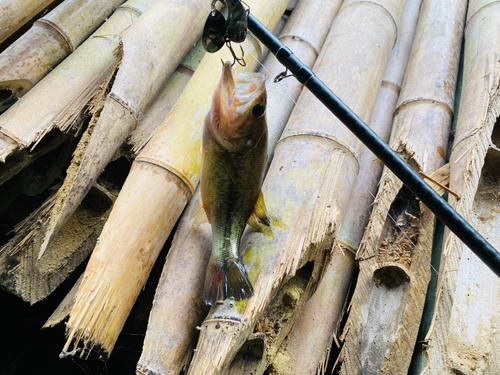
[[0, 0, 126, 111], [0, 0, 156, 304], [0, 0, 155, 163], [0, 0, 56, 44], [423, 1, 500, 373], [184, 0, 405, 374], [62, 0, 290, 359], [272, 1, 422, 373], [37, 0, 210, 260], [137, 0, 342, 373], [340, 0, 467, 374]]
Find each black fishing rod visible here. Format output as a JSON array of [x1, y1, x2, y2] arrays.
[[246, 14, 500, 278]]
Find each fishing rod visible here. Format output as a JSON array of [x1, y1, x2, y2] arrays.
[[201, 1, 500, 279]]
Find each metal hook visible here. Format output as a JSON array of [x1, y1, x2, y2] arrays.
[[274, 68, 294, 83], [227, 41, 246, 66]]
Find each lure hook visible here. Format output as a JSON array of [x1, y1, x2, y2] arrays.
[[227, 41, 246, 66]]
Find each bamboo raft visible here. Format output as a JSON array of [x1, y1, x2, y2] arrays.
[[1, 0, 500, 373]]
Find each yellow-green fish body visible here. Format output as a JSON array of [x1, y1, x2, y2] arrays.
[[200, 62, 269, 305]]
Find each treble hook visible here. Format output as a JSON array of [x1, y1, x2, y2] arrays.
[[227, 41, 246, 66]]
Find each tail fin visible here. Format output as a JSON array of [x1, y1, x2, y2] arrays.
[[203, 258, 254, 305]]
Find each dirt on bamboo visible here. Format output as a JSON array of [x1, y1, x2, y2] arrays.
[[339, 1, 467, 373], [269, 1, 422, 373], [61, 0, 290, 360], [137, 0, 342, 373], [422, 1, 500, 372], [0, 0, 126, 111]]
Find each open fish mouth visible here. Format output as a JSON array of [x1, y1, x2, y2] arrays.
[[221, 62, 266, 108]]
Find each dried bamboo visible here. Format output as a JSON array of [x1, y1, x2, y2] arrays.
[[422, 1, 500, 373], [137, 0, 341, 373], [271, 1, 422, 373], [62, 0, 289, 359], [185, 1, 405, 374], [0, 0, 56, 44], [0, 0, 155, 163], [37, 0, 211, 260], [0, 0, 156, 304], [0, 0, 126, 111], [339, 1, 467, 374]]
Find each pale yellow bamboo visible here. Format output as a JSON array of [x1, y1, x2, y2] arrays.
[[0, 0, 156, 163], [0, 0, 55, 44], [423, 1, 500, 373], [137, 0, 341, 373], [186, 1, 405, 374], [37, 0, 211, 260], [339, 1, 467, 374], [0, 0, 126, 111], [63, 0, 289, 358], [273, 1, 422, 373]]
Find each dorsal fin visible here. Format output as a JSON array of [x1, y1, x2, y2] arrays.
[[190, 194, 209, 225]]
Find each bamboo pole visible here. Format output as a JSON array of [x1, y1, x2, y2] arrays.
[[0, 0, 156, 163], [137, 0, 341, 373], [185, 1, 404, 374], [339, 1, 467, 374], [0, 0, 156, 304], [62, 0, 290, 359], [36, 0, 211, 260], [0, 0, 56, 44], [271, 1, 422, 373], [423, 1, 500, 373], [0, 0, 126, 111]]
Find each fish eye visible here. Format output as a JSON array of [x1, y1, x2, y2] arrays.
[[252, 104, 265, 117]]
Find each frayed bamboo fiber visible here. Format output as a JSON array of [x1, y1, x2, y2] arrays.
[[0, 0, 56, 44], [37, 0, 211, 260], [62, 0, 289, 359], [0, 0, 126, 111], [339, 1, 467, 374], [136, 0, 341, 373], [186, 1, 405, 374], [0, 0, 156, 163], [271, 1, 422, 374], [423, 1, 500, 373]]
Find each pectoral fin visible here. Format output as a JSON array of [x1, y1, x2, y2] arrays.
[[218, 151, 237, 184], [190, 195, 209, 225], [254, 190, 271, 226]]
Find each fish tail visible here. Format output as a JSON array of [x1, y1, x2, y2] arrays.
[[203, 258, 254, 305]]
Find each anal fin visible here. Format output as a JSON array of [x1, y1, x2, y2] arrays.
[[254, 190, 271, 226]]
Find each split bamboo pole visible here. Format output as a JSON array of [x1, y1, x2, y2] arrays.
[[136, 0, 342, 373], [423, 1, 500, 373], [0, 0, 126, 111], [42, 38, 206, 325], [270, 1, 422, 373], [339, 1, 467, 374], [62, 0, 290, 359], [0, 0, 56, 44], [185, 1, 405, 374], [0, 0, 156, 163], [0, 0, 156, 304], [36, 0, 211, 260]]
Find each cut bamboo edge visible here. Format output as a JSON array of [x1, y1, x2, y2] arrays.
[[184, 0, 405, 373], [0, 0, 126, 111], [36, 0, 211, 261], [272, 0, 422, 373], [423, 1, 500, 372], [137, 0, 343, 373], [62, 0, 289, 359], [0, 0, 157, 304], [340, 0, 466, 373]]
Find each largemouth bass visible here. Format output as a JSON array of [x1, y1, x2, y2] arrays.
[[199, 61, 270, 305]]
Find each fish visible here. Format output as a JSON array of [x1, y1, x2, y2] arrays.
[[196, 61, 271, 305]]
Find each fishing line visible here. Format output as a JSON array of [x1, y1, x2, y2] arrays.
[[241, 23, 488, 335]]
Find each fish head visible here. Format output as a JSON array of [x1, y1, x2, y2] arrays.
[[208, 61, 267, 152]]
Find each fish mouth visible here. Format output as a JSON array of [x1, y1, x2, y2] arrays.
[[221, 62, 265, 109]]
